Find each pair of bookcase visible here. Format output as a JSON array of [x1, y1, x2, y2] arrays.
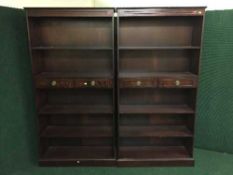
[[26, 7, 205, 166]]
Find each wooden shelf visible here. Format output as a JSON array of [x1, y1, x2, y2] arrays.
[[39, 105, 113, 114], [119, 72, 197, 78], [41, 146, 113, 159], [32, 46, 113, 50], [120, 125, 192, 138], [119, 105, 194, 114], [40, 126, 113, 138], [118, 46, 200, 50], [119, 146, 190, 159], [36, 72, 113, 79]]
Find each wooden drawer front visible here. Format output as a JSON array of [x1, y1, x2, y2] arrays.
[[74, 79, 112, 88], [119, 78, 156, 88], [118, 8, 205, 17], [158, 78, 197, 88], [36, 78, 112, 89]]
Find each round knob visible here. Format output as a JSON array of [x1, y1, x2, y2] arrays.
[[175, 80, 180, 86], [76, 160, 80, 164], [91, 80, 95, 86], [136, 81, 142, 86], [51, 80, 57, 86], [83, 82, 87, 86]]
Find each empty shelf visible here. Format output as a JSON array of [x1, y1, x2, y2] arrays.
[[32, 46, 113, 50], [39, 105, 113, 114], [41, 146, 113, 159], [40, 126, 113, 138], [119, 46, 200, 50], [119, 146, 191, 159], [119, 125, 192, 138], [119, 72, 197, 78], [36, 72, 113, 79], [119, 105, 194, 114]]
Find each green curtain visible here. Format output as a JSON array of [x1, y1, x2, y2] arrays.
[[195, 10, 233, 153], [0, 6, 37, 174]]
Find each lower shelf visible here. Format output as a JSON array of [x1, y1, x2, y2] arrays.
[[119, 146, 190, 159], [40, 146, 115, 166], [41, 146, 113, 159], [117, 158, 194, 167], [39, 145, 193, 166], [118, 145, 193, 166], [39, 158, 194, 167]]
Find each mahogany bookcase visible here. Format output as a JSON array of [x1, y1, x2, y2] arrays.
[[26, 7, 206, 166]]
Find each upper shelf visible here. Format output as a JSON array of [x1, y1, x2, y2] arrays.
[[36, 72, 113, 79], [118, 46, 200, 50], [31, 46, 113, 50], [119, 72, 197, 78]]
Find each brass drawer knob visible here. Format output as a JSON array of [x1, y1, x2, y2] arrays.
[[83, 82, 88, 86], [136, 81, 142, 86], [91, 80, 95, 86], [193, 10, 202, 14], [51, 80, 57, 86], [175, 80, 180, 86]]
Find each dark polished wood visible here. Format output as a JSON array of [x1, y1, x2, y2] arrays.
[[26, 7, 205, 167], [26, 8, 114, 17], [117, 159, 194, 167], [119, 105, 194, 114], [117, 6, 205, 167], [36, 77, 113, 89], [26, 8, 116, 166], [118, 7, 205, 17]]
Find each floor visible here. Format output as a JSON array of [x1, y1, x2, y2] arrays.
[[3, 148, 233, 175]]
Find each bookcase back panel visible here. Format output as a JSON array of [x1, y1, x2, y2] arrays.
[[119, 138, 189, 146], [46, 89, 112, 105], [45, 114, 113, 126], [120, 89, 191, 105], [29, 17, 113, 47], [119, 17, 203, 47], [119, 50, 198, 73], [32, 50, 112, 74], [46, 138, 113, 146], [119, 114, 191, 126]]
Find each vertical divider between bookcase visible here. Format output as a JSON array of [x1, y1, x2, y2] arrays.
[[115, 9, 120, 160], [111, 11, 116, 159]]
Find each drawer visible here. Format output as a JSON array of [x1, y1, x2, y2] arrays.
[[119, 78, 157, 88], [158, 78, 197, 88], [35, 78, 112, 89]]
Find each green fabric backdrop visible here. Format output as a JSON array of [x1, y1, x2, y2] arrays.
[[195, 10, 233, 153], [0, 6, 37, 174], [0, 6, 233, 175]]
